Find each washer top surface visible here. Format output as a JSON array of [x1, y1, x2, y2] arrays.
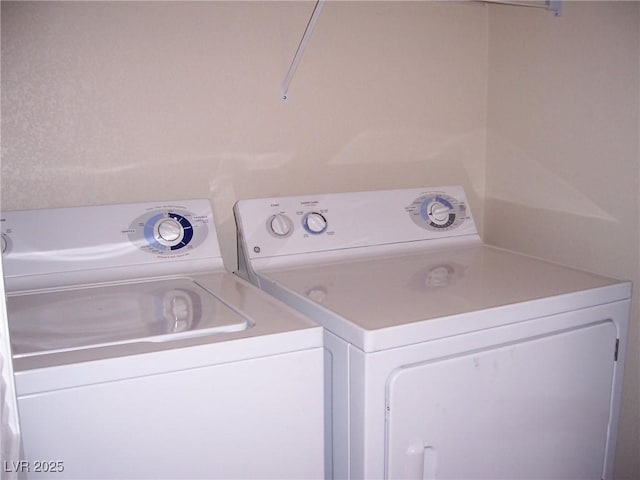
[[258, 244, 630, 351], [11, 271, 322, 393], [6, 277, 249, 357]]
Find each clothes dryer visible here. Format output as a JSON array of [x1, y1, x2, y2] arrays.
[[234, 186, 630, 480], [1, 200, 324, 479]]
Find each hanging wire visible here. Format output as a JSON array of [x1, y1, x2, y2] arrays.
[[281, 0, 326, 102]]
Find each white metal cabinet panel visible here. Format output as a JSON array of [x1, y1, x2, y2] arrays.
[[18, 348, 325, 480], [258, 245, 628, 353], [3, 200, 327, 480], [0, 261, 20, 480], [386, 321, 617, 480], [325, 330, 351, 480], [234, 187, 631, 480]]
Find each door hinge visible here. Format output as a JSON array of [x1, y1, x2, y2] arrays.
[[614, 338, 620, 362]]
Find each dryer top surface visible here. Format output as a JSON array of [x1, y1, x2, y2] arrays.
[[259, 244, 630, 350]]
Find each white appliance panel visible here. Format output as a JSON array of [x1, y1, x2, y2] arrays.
[[349, 299, 630, 480], [386, 321, 616, 479], [2, 200, 220, 291], [260, 244, 627, 352], [235, 186, 478, 262], [0, 260, 20, 478], [233, 186, 631, 480], [2, 199, 326, 480], [19, 348, 324, 479]]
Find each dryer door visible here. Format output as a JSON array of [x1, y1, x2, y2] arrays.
[[386, 321, 617, 480]]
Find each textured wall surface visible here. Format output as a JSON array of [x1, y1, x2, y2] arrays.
[[2, 1, 638, 477], [486, 2, 639, 478], [1, 1, 488, 268]]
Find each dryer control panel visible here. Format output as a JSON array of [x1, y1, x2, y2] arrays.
[[234, 186, 479, 261]]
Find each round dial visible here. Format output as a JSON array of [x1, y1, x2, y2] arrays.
[[142, 212, 194, 251], [128, 207, 204, 255], [408, 193, 466, 231], [303, 212, 328, 234], [156, 218, 184, 244], [268, 214, 293, 237], [428, 200, 452, 226]]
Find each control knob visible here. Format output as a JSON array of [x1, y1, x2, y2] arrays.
[[303, 212, 328, 234], [269, 214, 293, 237], [155, 218, 184, 245], [428, 202, 451, 225]]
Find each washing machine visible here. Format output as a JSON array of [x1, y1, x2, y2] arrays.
[[233, 186, 631, 480], [1, 199, 324, 479]]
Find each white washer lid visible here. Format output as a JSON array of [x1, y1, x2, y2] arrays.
[[7, 278, 249, 357], [259, 244, 631, 351], [11, 272, 323, 389]]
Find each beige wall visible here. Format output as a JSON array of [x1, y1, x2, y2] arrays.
[[2, 0, 639, 478], [0, 0, 488, 268], [486, 2, 640, 478]]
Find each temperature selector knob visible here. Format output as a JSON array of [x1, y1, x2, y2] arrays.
[[303, 212, 328, 235], [268, 214, 294, 238]]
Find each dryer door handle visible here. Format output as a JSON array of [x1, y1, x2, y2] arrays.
[[405, 442, 437, 479]]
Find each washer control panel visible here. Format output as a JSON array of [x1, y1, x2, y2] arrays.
[[1, 199, 220, 290], [234, 186, 478, 260]]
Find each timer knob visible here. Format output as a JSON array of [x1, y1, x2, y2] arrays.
[[156, 218, 183, 244], [411, 193, 465, 231], [303, 212, 328, 234], [429, 202, 451, 224], [269, 214, 293, 237]]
